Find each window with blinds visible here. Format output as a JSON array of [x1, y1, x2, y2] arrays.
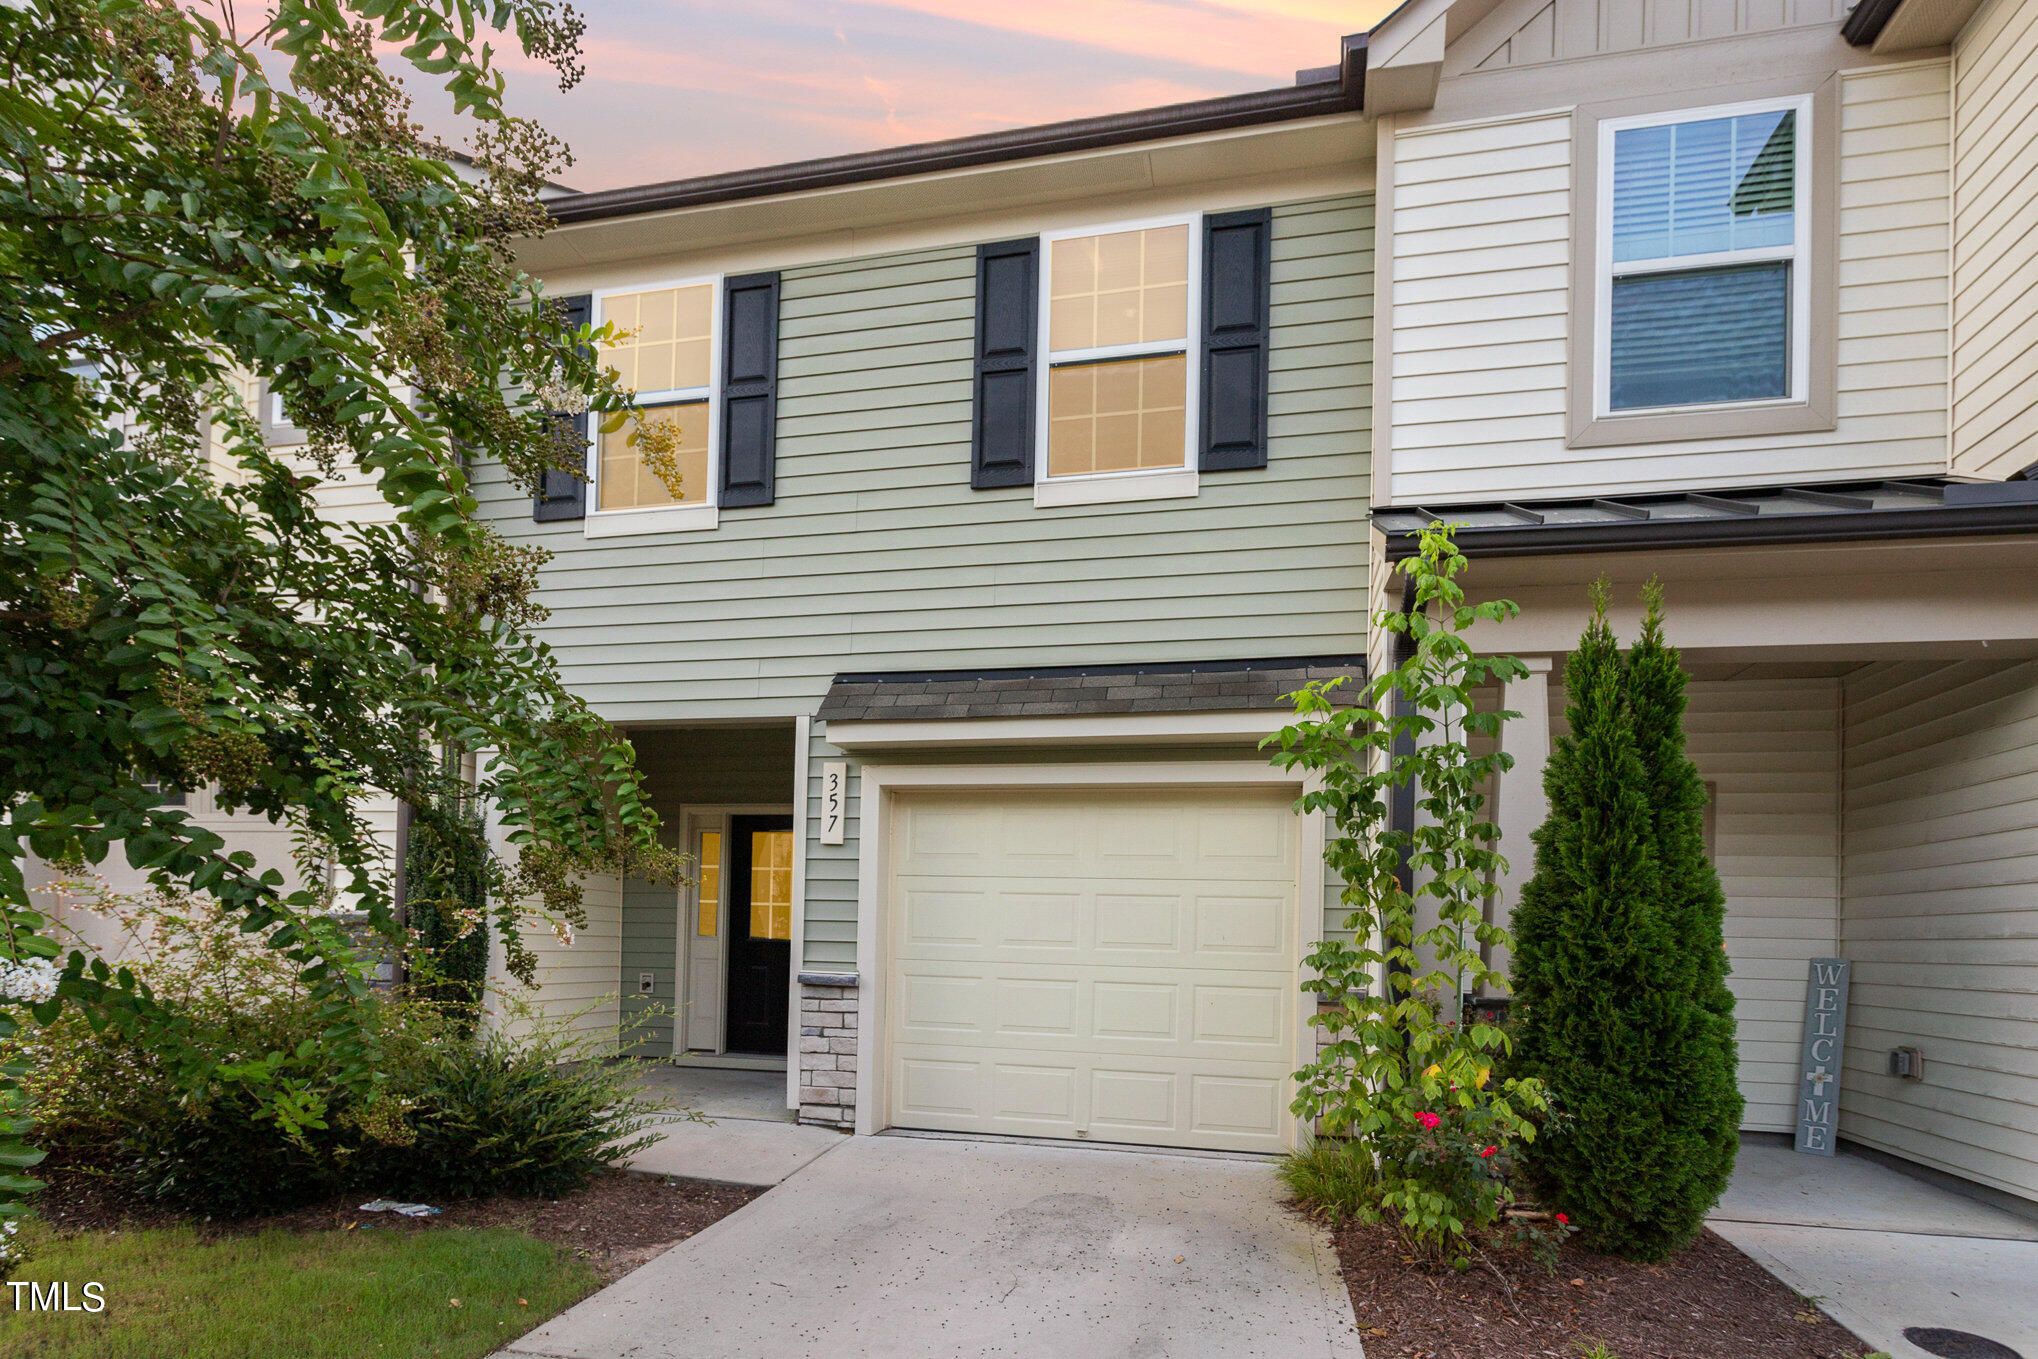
[[594, 281, 717, 512], [1598, 99, 1809, 414], [1040, 220, 1196, 480]]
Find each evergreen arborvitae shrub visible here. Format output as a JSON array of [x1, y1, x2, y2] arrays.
[[1509, 583, 1706, 1262], [1625, 581, 1743, 1238]]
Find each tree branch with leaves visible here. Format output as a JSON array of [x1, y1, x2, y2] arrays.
[[0, 0, 682, 1239]]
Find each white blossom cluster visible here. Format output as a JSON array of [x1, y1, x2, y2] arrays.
[[0, 959, 58, 1003]]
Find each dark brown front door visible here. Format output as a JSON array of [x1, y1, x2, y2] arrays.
[[724, 814, 793, 1056]]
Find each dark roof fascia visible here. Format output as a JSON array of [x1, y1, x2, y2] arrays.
[[1841, 0, 1906, 46], [1378, 498, 2038, 561], [832, 655, 1368, 687], [546, 56, 1366, 227]]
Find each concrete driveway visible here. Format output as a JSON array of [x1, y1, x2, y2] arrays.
[[1711, 1141, 2038, 1359], [503, 1134, 1364, 1359]]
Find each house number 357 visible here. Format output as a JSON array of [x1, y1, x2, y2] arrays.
[[820, 762, 847, 846]]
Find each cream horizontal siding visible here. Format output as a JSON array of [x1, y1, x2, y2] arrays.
[[484, 866, 623, 1043], [1548, 674, 1842, 1132], [1840, 660, 2038, 1202], [1387, 62, 1952, 504], [1950, 0, 2038, 480]]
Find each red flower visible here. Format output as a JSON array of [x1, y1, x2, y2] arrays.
[[1480, 1146, 1497, 1159], [1414, 1111, 1441, 1130], [1555, 1213, 1570, 1225]]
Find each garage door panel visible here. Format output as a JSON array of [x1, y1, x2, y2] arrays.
[[994, 977, 1078, 1038], [1191, 1074, 1288, 1138], [897, 983, 1290, 1061], [887, 787, 1301, 1154], [891, 1041, 1293, 1152]]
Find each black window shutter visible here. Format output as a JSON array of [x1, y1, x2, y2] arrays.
[[533, 292, 592, 522], [972, 238, 1038, 489], [721, 271, 780, 509], [1199, 209, 1273, 472]]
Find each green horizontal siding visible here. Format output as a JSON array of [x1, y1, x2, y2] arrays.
[[473, 193, 1375, 966]]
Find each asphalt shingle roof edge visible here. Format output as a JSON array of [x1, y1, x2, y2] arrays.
[[814, 656, 1366, 725]]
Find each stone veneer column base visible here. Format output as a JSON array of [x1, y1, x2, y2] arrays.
[[795, 974, 858, 1130]]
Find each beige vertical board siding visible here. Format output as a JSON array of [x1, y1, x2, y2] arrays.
[[1950, 0, 2038, 481], [1387, 62, 1951, 503], [476, 195, 1372, 726], [484, 868, 624, 1042], [1550, 674, 1842, 1131], [1455, 0, 1847, 73], [1840, 660, 2038, 1201]]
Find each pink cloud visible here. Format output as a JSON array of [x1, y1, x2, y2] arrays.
[[439, 1, 1400, 189]]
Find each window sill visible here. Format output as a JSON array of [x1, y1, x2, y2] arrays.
[[1034, 467, 1198, 508], [1567, 396, 1834, 449], [584, 504, 719, 537]]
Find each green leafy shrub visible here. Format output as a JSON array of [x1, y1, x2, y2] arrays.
[[1268, 523, 1549, 1260], [15, 877, 662, 1216], [1508, 583, 1740, 1261], [371, 1020, 661, 1202], [17, 878, 367, 1215]]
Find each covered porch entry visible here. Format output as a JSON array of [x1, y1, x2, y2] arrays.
[[619, 723, 802, 1086], [1375, 485, 2038, 1207]]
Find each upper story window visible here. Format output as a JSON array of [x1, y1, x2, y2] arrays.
[[1596, 97, 1809, 417], [592, 280, 719, 528], [1038, 217, 1200, 498]]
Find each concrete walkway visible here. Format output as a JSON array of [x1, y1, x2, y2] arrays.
[[626, 1063, 843, 1188], [1712, 1142, 2038, 1359], [505, 1134, 1364, 1359]]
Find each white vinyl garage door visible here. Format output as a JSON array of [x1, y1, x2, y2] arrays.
[[885, 786, 1302, 1154]]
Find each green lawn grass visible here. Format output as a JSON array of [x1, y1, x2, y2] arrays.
[[0, 1222, 598, 1358]]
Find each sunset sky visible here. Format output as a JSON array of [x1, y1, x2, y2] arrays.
[[482, 0, 1399, 192]]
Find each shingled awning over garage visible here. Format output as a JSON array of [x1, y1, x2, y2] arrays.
[[815, 656, 1367, 726]]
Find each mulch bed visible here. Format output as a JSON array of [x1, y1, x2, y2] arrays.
[[1332, 1220, 1875, 1359], [34, 1159, 760, 1282]]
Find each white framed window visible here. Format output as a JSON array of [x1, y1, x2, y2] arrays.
[[1035, 215, 1201, 507], [1593, 95, 1811, 419], [586, 276, 721, 537]]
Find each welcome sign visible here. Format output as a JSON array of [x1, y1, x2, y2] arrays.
[[1795, 957, 1850, 1155]]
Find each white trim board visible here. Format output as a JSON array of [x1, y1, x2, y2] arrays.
[[787, 714, 811, 1112]]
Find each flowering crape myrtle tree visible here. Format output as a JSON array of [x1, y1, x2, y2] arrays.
[[1268, 524, 1551, 1258], [0, 0, 682, 1231]]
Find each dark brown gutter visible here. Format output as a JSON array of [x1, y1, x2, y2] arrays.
[[547, 36, 1366, 226], [1840, 0, 1905, 45]]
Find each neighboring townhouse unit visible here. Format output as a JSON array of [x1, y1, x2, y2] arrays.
[[479, 50, 1377, 1152], [1365, 0, 2038, 1204], [28, 372, 402, 961]]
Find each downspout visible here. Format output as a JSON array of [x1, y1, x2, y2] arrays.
[[1385, 573, 1420, 1018]]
